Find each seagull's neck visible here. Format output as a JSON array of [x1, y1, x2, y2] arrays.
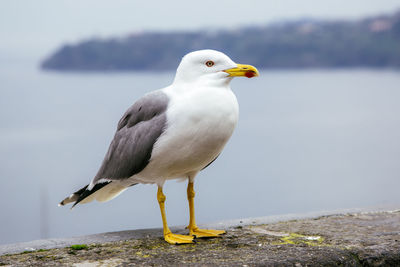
[[173, 75, 233, 90], [169, 79, 232, 95]]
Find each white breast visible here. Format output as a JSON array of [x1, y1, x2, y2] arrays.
[[135, 85, 239, 184]]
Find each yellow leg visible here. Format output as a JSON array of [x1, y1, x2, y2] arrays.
[[157, 186, 194, 244], [187, 182, 226, 238]]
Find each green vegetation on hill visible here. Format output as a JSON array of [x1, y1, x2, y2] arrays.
[[41, 11, 400, 71]]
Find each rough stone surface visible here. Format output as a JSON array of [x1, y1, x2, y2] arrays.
[[1, 210, 399, 266]]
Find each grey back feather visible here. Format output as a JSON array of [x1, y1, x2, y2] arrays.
[[92, 90, 169, 183]]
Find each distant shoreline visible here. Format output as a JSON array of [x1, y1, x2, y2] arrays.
[[41, 10, 400, 72]]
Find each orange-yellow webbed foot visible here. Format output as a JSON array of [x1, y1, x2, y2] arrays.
[[189, 226, 226, 238], [164, 231, 195, 245]]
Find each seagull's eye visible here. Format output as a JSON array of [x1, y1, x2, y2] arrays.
[[205, 61, 215, 67]]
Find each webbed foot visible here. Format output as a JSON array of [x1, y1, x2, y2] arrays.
[[164, 232, 196, 244], [190, 227, 226, 238]]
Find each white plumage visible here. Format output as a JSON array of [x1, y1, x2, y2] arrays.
[[90, 50, 240, 197]]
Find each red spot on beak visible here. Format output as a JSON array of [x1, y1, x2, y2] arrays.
[[245, 71, 256, 78]]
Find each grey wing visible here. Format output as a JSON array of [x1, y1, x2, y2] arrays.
[[92, 90, 169, 184]]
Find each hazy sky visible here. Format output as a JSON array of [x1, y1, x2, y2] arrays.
[[1, 0, 400, 61]]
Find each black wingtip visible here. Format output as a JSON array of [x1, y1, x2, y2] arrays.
[[59, 185, 89, 207], [71, 181, 111, 208]]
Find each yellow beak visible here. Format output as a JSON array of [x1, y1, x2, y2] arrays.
[[224, 64, 259, 78]]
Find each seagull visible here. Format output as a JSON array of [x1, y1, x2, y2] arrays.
[[59, 49, 259, 244]]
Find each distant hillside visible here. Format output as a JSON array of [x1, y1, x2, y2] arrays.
[[41, 10, 400, 71]]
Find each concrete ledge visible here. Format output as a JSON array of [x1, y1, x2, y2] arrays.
[[1, 206, 400, 266]]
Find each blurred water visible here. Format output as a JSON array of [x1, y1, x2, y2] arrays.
[[1, 64, 400, 245]]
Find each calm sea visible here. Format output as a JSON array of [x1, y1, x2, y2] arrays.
[[1, 63, 400, 245]]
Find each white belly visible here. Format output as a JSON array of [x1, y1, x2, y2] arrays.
[[134, 86, 239, 184]]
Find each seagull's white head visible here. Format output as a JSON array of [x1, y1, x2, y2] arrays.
[[173, 49, 259, 86]]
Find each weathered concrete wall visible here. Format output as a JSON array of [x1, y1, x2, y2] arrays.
[[1, 207, 399, 266]]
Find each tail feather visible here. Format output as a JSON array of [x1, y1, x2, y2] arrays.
[[58, 182, 110, 208], [59, 182, 138, 209]]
